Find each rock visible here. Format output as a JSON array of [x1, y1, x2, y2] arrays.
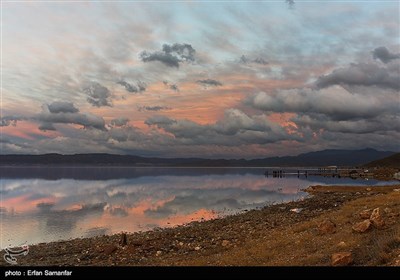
[[178, 242, 184, 246], [337, 241, 346, 248], [194, 246, 201, 251], [126, 245, 136, 254], [221, 240, 230, 247], [370, 208, 385, 229], [156, 251, 162, 256], [352, 220, 372, 233], [331, 252, 353, 266], [359, 209, 372, 219], [317, 219, 336, 234], [393, 189, 400, 192], [103, 245, 118, 255], [383, 207, 393, 215], [119, 233, 127, 247], [366, 188, 372, 192]]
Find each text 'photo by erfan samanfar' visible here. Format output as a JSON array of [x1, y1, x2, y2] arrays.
[[1, 0, 399, 271]]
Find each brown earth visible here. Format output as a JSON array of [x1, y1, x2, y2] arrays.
[[1, 184, 399, 266]]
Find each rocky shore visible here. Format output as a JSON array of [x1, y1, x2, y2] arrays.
[[1, 184, 399, 266]]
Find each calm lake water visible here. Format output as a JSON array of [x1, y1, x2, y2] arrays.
[[0, 167, 396, 248]]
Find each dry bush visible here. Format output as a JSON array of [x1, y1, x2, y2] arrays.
[[354, 226, 400, 265]]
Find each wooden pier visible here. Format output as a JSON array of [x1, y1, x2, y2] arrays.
[[264, 167, 374, 179]]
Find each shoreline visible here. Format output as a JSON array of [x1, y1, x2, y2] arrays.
[[1, 184, 399, 266]]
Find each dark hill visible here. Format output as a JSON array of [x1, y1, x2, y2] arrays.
[[363, 153, 400, 168], [0, 148, 395, 167]]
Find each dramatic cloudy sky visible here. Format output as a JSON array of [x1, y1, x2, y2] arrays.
[[1, 0, 399, 158]]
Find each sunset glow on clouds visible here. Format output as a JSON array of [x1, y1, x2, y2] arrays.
[[1, 1, 399, 158]]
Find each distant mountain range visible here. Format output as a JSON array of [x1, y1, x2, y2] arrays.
[[0, 148, 395, 167], [364, 153, 400, 168]]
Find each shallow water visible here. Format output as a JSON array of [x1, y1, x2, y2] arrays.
[[0, 167, 396, 248]]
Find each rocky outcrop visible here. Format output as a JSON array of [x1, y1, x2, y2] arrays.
[[359, 209, 372, 219], [317, 220, 336, 234], [331, 252, 353, 266], [352, 220, 372, 233], [103, 245, 118, 255], [370, 208, 385, 229], [384, 207, 398, 225]]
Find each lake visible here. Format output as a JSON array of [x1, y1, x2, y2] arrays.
[[0, 167, 396, 248]]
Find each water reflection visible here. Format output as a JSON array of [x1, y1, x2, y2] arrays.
[[0, 167, 395, 248]]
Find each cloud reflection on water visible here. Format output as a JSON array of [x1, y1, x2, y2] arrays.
[[0, 168, 392, 248]]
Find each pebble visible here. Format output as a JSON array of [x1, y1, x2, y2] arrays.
[[222, 240, 230, 247]]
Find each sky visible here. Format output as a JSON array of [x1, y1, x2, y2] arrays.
[[1, 0, 399, 158]]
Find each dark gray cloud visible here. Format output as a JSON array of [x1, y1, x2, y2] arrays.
[[372, 46, 400, 64], [110, 117, 129, 127], [240, 55, 268, 65], [116, 80, 146, 93], [163, 80, 179, 92], [140, 51, 180, 68], [36, 102, 106, 131], [292, 114, 400, 134], [253, 57, 268, 65], [0, 137, 31, 154], [37, 202, 55, 212], [315, 63, 400, 90], [83, 82, 113, 107], [162, 43, 196, 61], [37, 112, 106, 131], [140, 43, 196, 68], [145, 109, 299, 145], [138, 105, 171, 112], [239, 55, 248, 64], [170, 84, 179, 92], [246, 54, 399, 142], [38, 122, 56, 131], [47, 101, 79, 114], [197, 79, 223, 87], [117, 80, 137, 92], [145, 115, 177, 126], [0, 115, 23, 127], [109, 128, 129, 142], [247, 87, 398, 121], [286, 0, 295, 9]]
